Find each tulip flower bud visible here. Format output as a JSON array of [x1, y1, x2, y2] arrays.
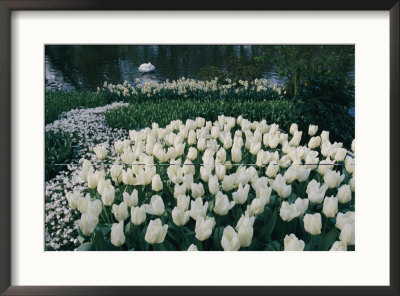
[[231, 146, 242, 163], [143, 195, 165, 216], [112, 202, 129, 222], [308, 136, 321, 149], [321, 131, 329, 141], [191, 182, 205, 199], [216, 147, 226, 164], [131, 206, 146, 225], [195, 216, 216, 241], [214, 191, 235, 216], [122, 168, 136, 185], [290, 123, 298, 135], [221, 226, 240, 251], [123, 190, 138, 208], [186, 147, 198, 161], [308, 124, 318, 136], [189, 197, 208, 221], [183, 173, 194, 191], [232, 183, 250, 205], [306, 180, 328, 204], [172, 206, 190, 226], [337, 184, 352, 204], [97, 178, 111, 196], [236, 217, 254, 248], [187, 244, 198, 251], [304, 213, 322, 235], [145, 218, 168, 245], [66, 191, 81, 210], [324, 169, 345, 188], [322, 196, 338, 218], [284, 234, 305, 251], [78, 213, 99, 236], [182, 159, 195, 175], [208, 175, 219, 195], [222, 174, 236, 192], [114, 140, 124, 155], [270, 174, 292, 198], [188, 130, 197, 145], [330, 241, 347, 251], [93, 145, 108, 160], [335, 211, 355, 230], [345, 156, 355, 174], [250, 141, 261, 155], [101, 185, 115, 206], [177, 194, 190, 211], [266, 161, 279, 178], [339, 223, 355, 245], [174, 183, 186, 198], [151, 174, 163, 192], [109, 164, 123, 184], [289, 131, 302, 147], [280, 201, 301, 222], [215, 164, 226, 181], [197, 137, 206, 151]]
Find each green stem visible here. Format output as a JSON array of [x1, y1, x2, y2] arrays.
[[322, 215, 328, 234], [180, 226, 186, 250], [309, 235, 314, 251], [136, 225, 144, 251]]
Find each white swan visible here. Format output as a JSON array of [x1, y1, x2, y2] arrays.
[[138, 62, 155, 73]]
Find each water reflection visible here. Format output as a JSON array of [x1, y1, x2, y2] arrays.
[[45, 45, 281, 91]]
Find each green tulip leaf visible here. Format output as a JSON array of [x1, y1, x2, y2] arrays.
[[76, 242, 95, 251], [319, 228, 339, 251]]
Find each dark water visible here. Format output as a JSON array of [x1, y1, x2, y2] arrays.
[[45, 45, 282, 91]]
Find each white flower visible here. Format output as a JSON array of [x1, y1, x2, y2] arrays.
[[208, 175, 219, 195], [324, 169, 345, 188], [177, 194, 190, 211], [187, 244, 198, 251], [232, 183, 250, 205], [290, 123, 298, 135], [114, 140, 124, 154], [284, 234, 305, 251], [123, 190, 138, 208], [110, 164, 123, 183], [337, 184, 352, 204], [191, 182, 205, 198], [330, 241, 347, 251], [151, 174, 163, 192], [308, 124, 318, 136], [303, 213, 322, 235], [215, 164, 226, 181], [317, 157, 335, 176], [221, 226, 240, 251], [78, 213, 98, 236], [187, 147, 198, 161], [93, 145, 108, 160], [351, 139, 355, 152], [345, 156, 355, 174], [66, 191, 81, 210], [112, 202, 129, 222], [142, 195, 165, 216], [101, 185, 115, 206], [266, 161, 279, 178], [339, 223, 355, 245], [306, 179, 328, 204], [189, 197, 208, 221], [270, 174, 292, 198], [131, 206, 146, 225], [111, 220, 125, 247], [334, 148, 347, 161], [280, 201, 301, 222], [214, 191, 235, 216], [335, 211, 355, 230], [145, 218, 168, 244], [231, 146, 242, 163], [195, 216, 216, 241], [172, 206, 190, 226], [308, 136, 321, 149], [322, 196, 338, 218], [236, 216, 254, 247], [222, 174, 236, 192]]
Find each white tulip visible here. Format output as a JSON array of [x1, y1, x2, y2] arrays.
[[189, 197, 208, 221], [303, 213, 322, 235], [308, 136, 321, 149], [270, 174, 292, 198], [177, 194, 190, 211], [93, 145, 108, 160], [335, 211, 355, 230], [337, 184, 352, 204], [142, 195, 165, 216], [131, 206, 146, 225], [111, 220, 125, 247], [339, 223, 355, 245], [78, 213, 99, 236], [231, 146, 242, 163], [308, 124, 318, 136], [151, 174, 163, 192], [183, 173, 194, 191], [101, 185, 115, 206], [222, 174, 236, 192], [66, 191, 81, 210], [191, 183, 205, 198], [232, 183, 250, 205], [214, 191, 235, 216], [195, 216, 216, 241], [97, 178, 111, 196], [110, 164, 123, 184], [187, 147, 198, 161], [290, 123, 298, 135], [345, 156, 355, 174], [200, 166, 211, 182], [112, 202, 129, 222], [187, 244, 198, 251], [284, 234, 305, 251], [145, 218, 168, 244], [215, 164, 226, 181], [280, 201, 301, 222], [221, 226, 240, 251], [330, 241, 347, 251], [114, 140, 124, 154], [182, 159, 195, 175], [172, 206, 190, 226], [334, 148, 347, 161], [306, 179, 328, 204], [266, 161, 279, 178], [123, 190, 138, 208], [317, 157, 335, 176], [236, 217, 254, 248], [322, 196, 338, 218], [324, 169, 345, 188], [216, 147, 226, 164], [208, 175, 219, 195]]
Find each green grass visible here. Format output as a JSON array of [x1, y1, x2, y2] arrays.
[[105, 99, 297, 132]]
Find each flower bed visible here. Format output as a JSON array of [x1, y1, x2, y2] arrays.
[[67, 115, 355, 251]]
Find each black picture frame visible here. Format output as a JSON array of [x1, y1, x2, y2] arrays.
[[0, 1, 399, 295]]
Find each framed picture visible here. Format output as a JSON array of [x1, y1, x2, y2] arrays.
[[1, 0, 399, 295]]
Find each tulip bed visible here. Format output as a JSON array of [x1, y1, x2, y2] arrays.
[[69, 115, 355, 251]]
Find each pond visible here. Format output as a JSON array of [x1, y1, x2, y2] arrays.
[[45, 45, 282, 92]]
